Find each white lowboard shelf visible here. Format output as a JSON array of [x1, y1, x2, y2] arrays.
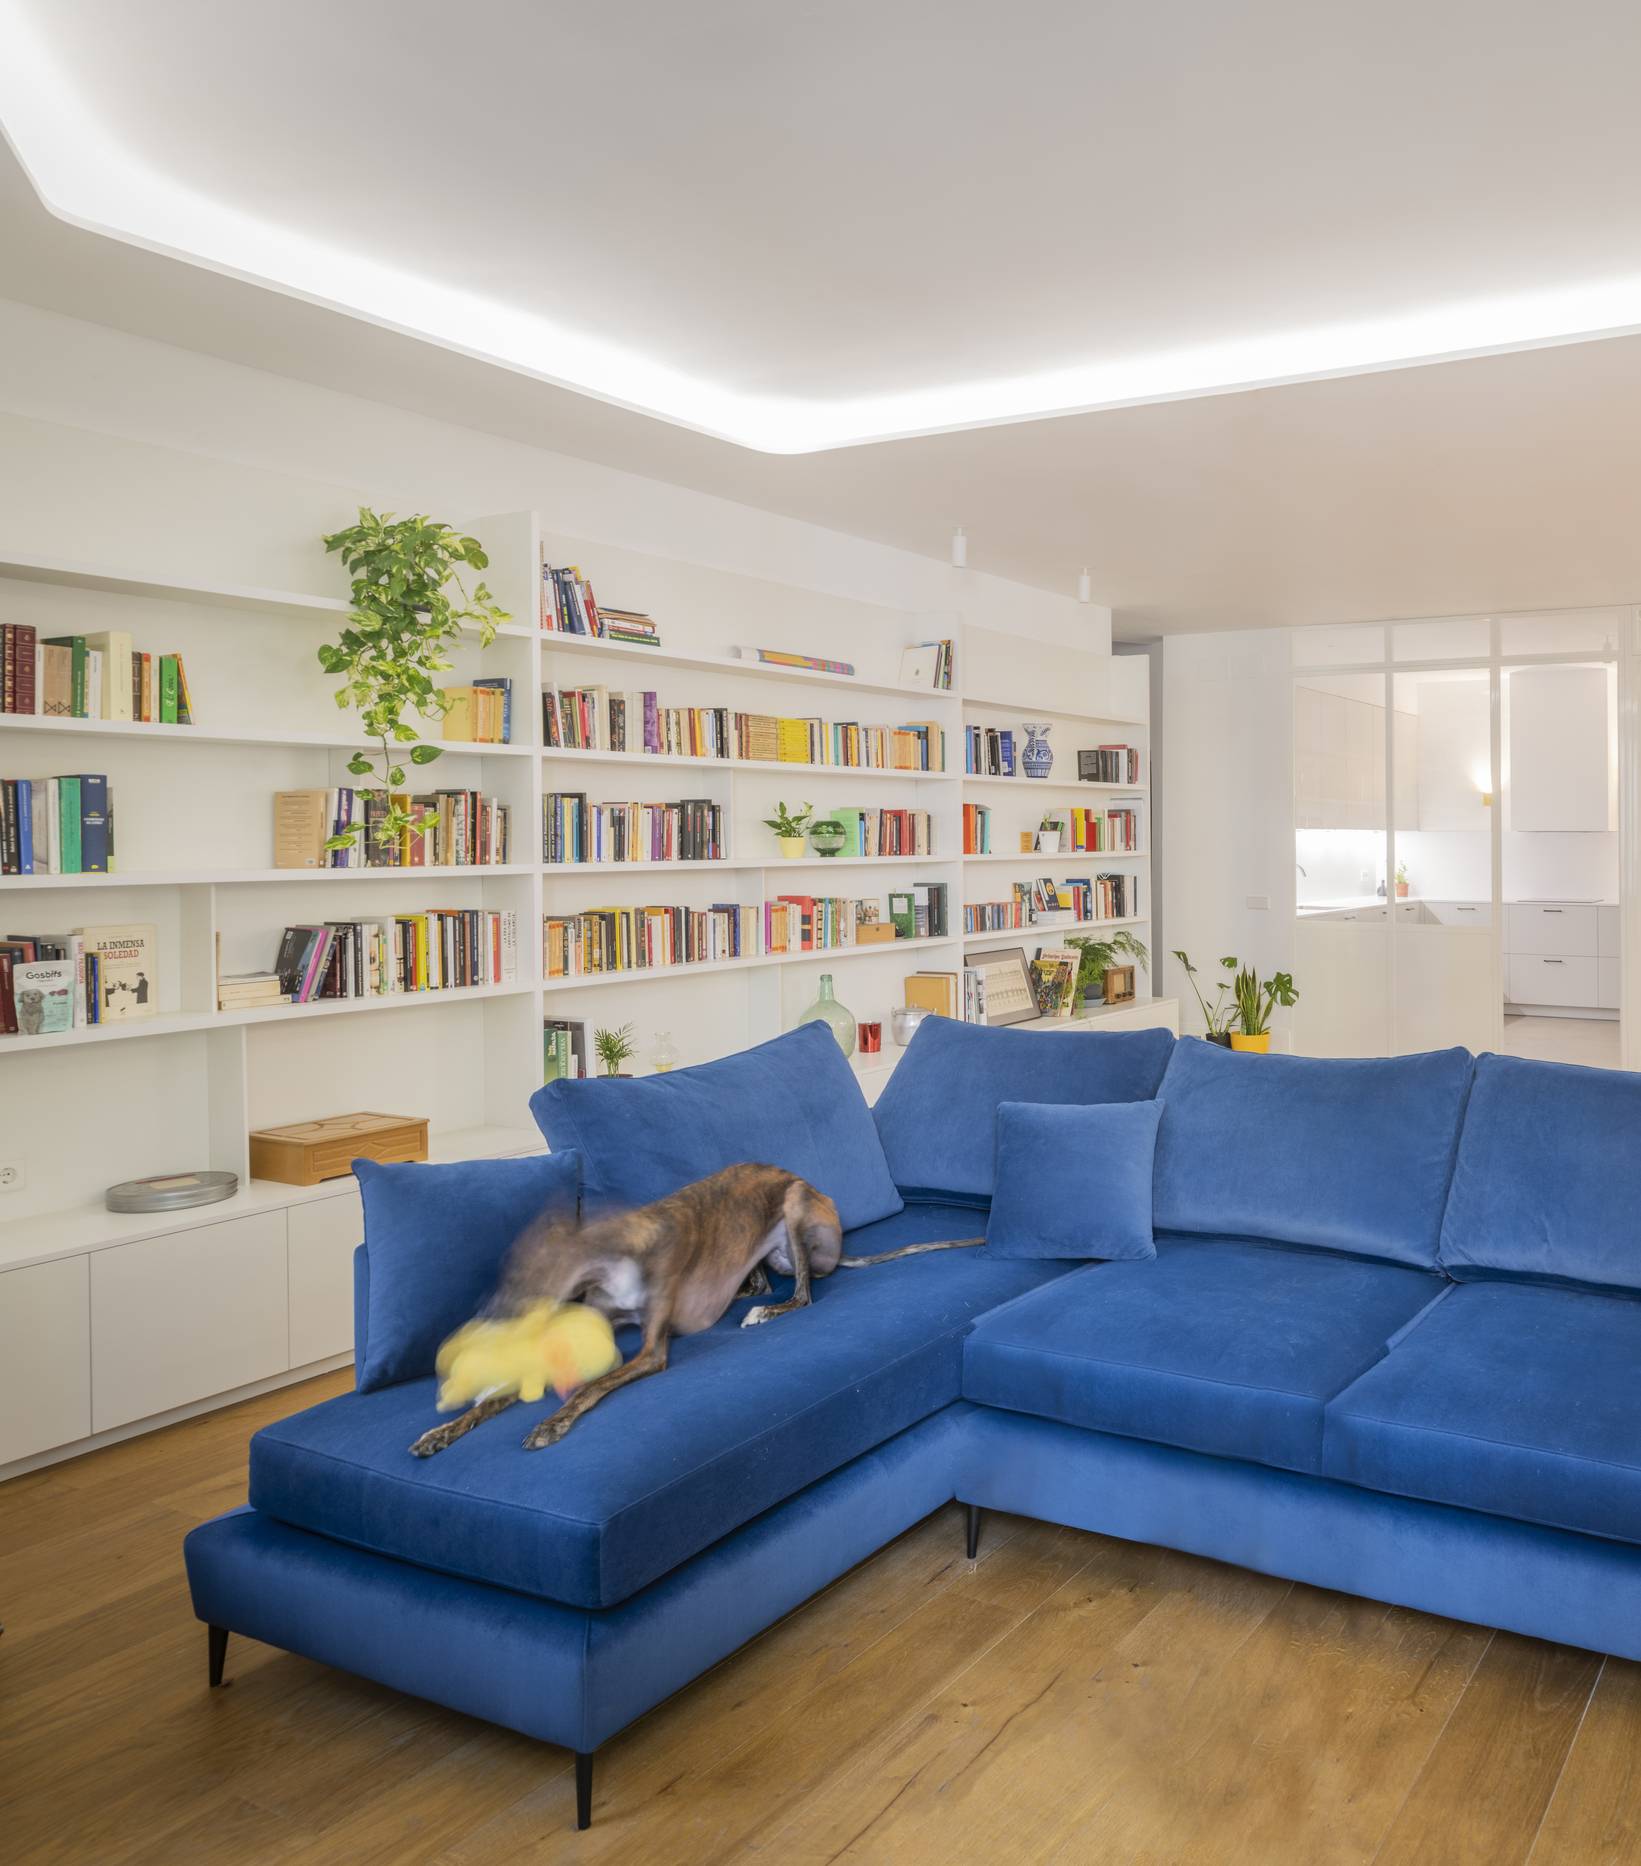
[[0, 515, 1149, 1475]]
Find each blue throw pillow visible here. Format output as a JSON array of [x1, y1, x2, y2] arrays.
[[871, 1016, 1174, 1204], [986, 1099, 1162, 1259], [529, 1022, 902, 1230], [1152, 1039, 1474, 1268], [353, 1151, 581, 1393], [1441, 1053, 1641, 1291]]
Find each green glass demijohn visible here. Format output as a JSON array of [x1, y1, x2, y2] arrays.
[[796, 972, 856, 1055]]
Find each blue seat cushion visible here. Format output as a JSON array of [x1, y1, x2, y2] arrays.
[[871, 1015, 1173, 1204], [986, 1098, 1161, 1259], [251, 1205, 1068, 1610], [1441, 1053, 1641, 1291], [353, 1151, 582, 1394], [529, 1022, 902, 1231], [963, 1235, 1446, 1475], [1152, 1040, 1474, 1268], [1325, 1281, 1641, 1545]]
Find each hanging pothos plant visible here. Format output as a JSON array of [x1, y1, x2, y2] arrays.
[[318, 509, 509, 854]]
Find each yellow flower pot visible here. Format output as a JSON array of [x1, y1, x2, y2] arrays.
[[1230, 1031, 1271, 1053]]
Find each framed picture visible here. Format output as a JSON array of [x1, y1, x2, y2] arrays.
[[965, 945, 1039, 1027]]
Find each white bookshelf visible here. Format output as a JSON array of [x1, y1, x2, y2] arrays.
[[0, 512, 1148, 1475]]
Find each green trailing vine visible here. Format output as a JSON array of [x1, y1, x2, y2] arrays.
[[318, 509, 509, 853]]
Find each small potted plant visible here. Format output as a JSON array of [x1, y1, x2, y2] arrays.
[[593, 1023, 638, 1077], [1229, 966, 1300, 1053], [1066, 931, 1150, 1008], [763, 801, 814, 860], [1395, 861, 1410, 900], [1173, 950, 1239, 1045]]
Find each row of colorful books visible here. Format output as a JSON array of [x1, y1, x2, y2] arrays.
[[442, 678, 513, 744], [1, 625, 193, 724], [763, 882, 949, 954], [272, 910, 519, 1002], [0, 923, 154, 1035], [273, 788, 513, 868], [1052, 806, 1143, 853], [965, 725, 1018, 776], [543, 904, 748, 977], [1077, 743, 1142, 785], [544, 685, 945, 770], [540, 563, 658, 646], [812, 807, 934, 858], [962, 803, 995, 854], [961, 873, 1139, 932], [0, 774, 112, 874], [543, 794, 724, 865]]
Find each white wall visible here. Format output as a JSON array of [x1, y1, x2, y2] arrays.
[[1160, 630, 1296, 1037], [0, 298, 1109, 653]]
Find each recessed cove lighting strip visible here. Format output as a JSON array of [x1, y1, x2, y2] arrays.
[[6, 6, 1641, 453]]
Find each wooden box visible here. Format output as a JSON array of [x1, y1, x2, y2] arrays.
[[1103, 965, 1137, 1006], [249, 1112, 429, 1187], [855, 923, 899, 945]]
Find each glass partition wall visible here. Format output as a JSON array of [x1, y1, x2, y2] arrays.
[[1291, 611, 1630, 1063]]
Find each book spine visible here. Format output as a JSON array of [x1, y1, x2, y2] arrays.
[[159, 655, 179, 725], [13, 625, 35, 715], [15, 777, 32, 875], [77, 774, 110, 873], [57, 776, 82, 872]]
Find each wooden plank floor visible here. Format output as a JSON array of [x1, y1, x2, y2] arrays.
[[4, 1369, 1639, 1865]]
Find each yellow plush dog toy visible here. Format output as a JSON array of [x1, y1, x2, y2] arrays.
[[434, 1303, 620, 1413]]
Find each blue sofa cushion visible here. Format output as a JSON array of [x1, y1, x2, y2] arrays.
[[353, 1151, 581, 1394], [1440, 1053, 1641, 1291], [251, 1204, 1070, 1610], [963, 1235, 1446, 1475], [871, 1016, 1174, 1204], [1325, 1280, 1641, 1545], [529, 1022, 901, 1231], [1152, 1040, 1473, 1268], [986, 1098, 1161, 1259]]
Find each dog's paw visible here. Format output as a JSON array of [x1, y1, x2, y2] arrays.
[[741, 1305, 772, 1328], [409, 1425, 454, 1458], [523, 1415, 571, 1451]]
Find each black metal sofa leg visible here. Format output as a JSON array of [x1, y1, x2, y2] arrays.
[[575, 1750, 595, 1830], [965, 1504, 983, 1561], [208, 1625, 229, 1687]]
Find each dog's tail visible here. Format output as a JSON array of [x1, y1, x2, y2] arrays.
[[836, 1236, 986, 1268]]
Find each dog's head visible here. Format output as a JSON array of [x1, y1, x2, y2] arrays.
[[496, 1211, 650, 1325]]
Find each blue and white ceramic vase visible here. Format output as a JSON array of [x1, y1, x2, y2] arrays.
[[1022, 721, 1054, 779]]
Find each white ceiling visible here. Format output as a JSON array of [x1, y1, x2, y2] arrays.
[[2, 2, 1641, 629]]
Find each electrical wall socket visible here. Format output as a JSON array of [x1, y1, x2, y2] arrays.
[[0, 1163, 23, 1192]]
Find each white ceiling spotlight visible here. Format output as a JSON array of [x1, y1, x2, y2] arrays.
[[951, 527, 968, 571], [1077, 568, 1092, 604]]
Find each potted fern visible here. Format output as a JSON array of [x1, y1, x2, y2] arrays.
[[1173, 950, 1239, 1046], [763, 801, 814, 860], [1066, 931, 1149, 1007], [1229, 966, 1300, 1052], [318, 509, 508, 856]]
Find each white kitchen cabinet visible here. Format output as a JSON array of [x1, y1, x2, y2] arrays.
[[1507, 903, 1597, 958], [1293, 685, 1417, 831], [90, 1211, 289, 1431], [1509, 954, 1599, 1009], [1599, 906, 1621, 956], [1508, 667, 1613, 832], [0, 1256, 91, 1463], [1599, 956, 1621, 1011], [288, 1191, 364, 1368], [1425, 901, 1493, 928]]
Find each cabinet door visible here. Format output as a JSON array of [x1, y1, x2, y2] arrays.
[[1427, 901, 1493, 928], [1508, 954, 1598, 1008], [1599, 956, 1621, 1010], [1599, 906, 1621, 957], [288, 1191, 364, 1367], [0, 1256, 91, 1462], [1508, 668, 1612, 831], [90, 1212, 288, 1431], [1506, 904, 1597, 957]]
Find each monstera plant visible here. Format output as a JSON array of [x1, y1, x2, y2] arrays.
[[318, 509, 509, 854]]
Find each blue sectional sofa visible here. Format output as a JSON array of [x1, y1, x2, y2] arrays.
[[186, 1019, 1641, 1828]]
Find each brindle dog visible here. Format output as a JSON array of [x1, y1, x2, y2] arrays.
[[409, 1161, 981, 1456]]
